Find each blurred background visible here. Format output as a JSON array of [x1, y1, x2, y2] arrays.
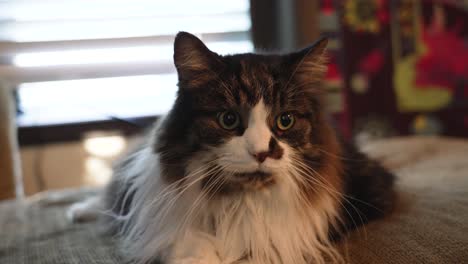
[[0, 0, 467, 199]]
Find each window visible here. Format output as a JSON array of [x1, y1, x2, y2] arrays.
[[0, 0, 253, 127]]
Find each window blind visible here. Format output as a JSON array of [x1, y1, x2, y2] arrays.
[[0, 0, 253, 125]]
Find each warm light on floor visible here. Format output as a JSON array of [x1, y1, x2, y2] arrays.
[[83, 134, 127, 186], [84, 135, 126, 158], [84, 157, 113, 186]]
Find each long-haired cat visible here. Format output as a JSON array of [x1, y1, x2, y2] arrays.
[[69, 32, 395, 264]]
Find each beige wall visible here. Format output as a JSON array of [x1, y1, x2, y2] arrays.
[[21, 134, 131, 196]]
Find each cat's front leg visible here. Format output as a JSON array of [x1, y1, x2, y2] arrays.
[[168, 230, 221, 264]]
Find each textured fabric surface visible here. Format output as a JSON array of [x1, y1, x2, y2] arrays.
[[1, 136, 467, 263], [0, 200, 122, 264], [340, 136, 468, 263]]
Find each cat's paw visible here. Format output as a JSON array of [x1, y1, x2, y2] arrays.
[[66, 196, 102, 223], [28, 187, 101, 207]]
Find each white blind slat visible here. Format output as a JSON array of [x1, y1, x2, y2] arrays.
[[0, 0, 249, 21], [0, 0, 252, 125]]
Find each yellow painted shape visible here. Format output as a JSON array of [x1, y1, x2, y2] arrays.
[[394, 55, 452, 112]]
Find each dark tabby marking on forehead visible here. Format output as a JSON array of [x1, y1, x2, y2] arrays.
[[99, 31, 396, 264]]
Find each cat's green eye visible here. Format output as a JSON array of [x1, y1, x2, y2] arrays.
[[276, 113, 295, 131], [218, 111, 240, 130]]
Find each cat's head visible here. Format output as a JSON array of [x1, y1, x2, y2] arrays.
[[155, 32, 340, 195]]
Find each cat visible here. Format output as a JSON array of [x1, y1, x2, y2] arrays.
[[68, 31, 396, 264]]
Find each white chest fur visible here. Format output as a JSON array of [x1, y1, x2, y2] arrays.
[[169, 181, 341, 264]]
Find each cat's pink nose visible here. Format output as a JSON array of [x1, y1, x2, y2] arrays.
[[252, 151, 269, 163]]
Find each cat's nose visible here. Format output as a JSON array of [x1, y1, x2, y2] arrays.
[[252, 151, 269, 163]]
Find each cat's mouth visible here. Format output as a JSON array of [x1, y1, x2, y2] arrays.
[[203, 169, 276, 195], [233, 171, 272, 181], [229, 170, 275, 189]]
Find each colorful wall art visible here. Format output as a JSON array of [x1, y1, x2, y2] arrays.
[[337, 0, 468, 137]]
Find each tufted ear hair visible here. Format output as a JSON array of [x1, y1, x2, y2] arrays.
[[173, 31, 223, 88], [286, 37, 329, 91]]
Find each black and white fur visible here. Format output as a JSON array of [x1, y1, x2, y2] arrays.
[[68, 32, 395, 264]]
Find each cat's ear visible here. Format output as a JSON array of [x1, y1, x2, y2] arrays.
[[288, 37, 328, 88], [173, 32, 222, 86]]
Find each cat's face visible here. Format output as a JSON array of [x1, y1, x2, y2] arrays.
[[156, 32, 331, 194]]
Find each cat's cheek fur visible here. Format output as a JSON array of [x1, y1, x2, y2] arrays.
[[214, 136, 259, 173]]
